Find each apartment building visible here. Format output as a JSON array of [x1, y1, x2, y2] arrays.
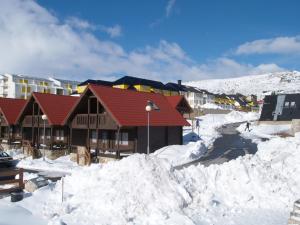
[[0, 74, 79, 99]]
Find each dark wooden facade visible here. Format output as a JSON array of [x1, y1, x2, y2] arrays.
[[0, 115, 22, 145], [67, 89, 184, 158], [18, 98, 69, 150]]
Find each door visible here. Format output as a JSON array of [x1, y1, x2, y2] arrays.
[[272, 95, 286, 121]]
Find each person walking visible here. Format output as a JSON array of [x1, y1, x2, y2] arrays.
[[245, 121, 251, 132]]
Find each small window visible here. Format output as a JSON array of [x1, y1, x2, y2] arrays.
[[55, 129, 64, 141], [284, 102, 290, 108], [102, 131, 108, 144], [290, 102, 296, 108], [115, 132, 129, 146], [91, 130, 97, 143]]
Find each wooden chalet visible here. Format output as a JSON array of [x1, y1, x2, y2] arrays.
[[166, 95, 193, 117], [64, 85, 190, 159], [16, 93, 78, 151], [0, 98, 26, 145]]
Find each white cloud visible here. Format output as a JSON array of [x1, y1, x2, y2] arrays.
[[236, 36, 300, 55], [66, 17, 96, 30], [99, 24, 122, 38], [166, 0, 176, 17], [0, 0, 285, 82]]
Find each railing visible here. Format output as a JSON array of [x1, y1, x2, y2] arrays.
[[0, 168, 24, 193], [23, 115, 49, 127], [72, 114, 116, 129]]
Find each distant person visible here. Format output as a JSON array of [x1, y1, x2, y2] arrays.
[[245, 121, 251, 132]]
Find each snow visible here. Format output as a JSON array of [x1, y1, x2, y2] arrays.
[[237, 122, 292, 143], [1, 111, 299, 225], [0, 201, 46, 225], [200, 102, 222, 109], [186, 71, 300, 97], [17, 156, 78, 174], [12, 131, 300, 225]]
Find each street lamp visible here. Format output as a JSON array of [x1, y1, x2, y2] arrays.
[[41, 114, 47, 161], [145, 100, 160, 155]]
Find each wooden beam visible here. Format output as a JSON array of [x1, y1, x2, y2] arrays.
[[31, 102, 35, 144], [96, 101, 99, 158], [37, 105, 40, 149], [116, 127, 120, 159], [50, 126, 54, 150], [87, 97, 90, 151]]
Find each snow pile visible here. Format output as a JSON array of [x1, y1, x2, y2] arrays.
[[18, 134, 300, 225], [200, 102, 222, 109], [17, 156, 78, 173], [154, 141, 207, 166], [20, 155, 194, 225]]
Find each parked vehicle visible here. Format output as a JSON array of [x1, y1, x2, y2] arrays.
[[0, 151, 18, 168]]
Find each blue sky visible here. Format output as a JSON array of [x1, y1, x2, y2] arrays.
[[0, 0, 300, 82]]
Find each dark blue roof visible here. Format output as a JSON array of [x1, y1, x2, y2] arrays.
[[114, 76, 166, 90], [78, 79, 113, 87]]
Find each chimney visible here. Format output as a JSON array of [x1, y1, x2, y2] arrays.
[[177, 80, 182, 86]]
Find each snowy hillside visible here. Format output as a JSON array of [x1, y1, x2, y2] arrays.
[[186, 71, 300, 96]]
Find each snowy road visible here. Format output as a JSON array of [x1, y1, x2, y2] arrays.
[[177, 122, 258, 168]]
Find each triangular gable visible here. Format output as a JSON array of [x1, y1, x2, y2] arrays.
[[17, 93, 79, 126], [0, 98, 26, 125]]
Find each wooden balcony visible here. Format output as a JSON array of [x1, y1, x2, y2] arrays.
[[72, 114, 117, 130], [22, 115, 49, 127]]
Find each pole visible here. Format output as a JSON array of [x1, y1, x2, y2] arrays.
[[43, 119, 45, 161], [147, 111, 150, 155]]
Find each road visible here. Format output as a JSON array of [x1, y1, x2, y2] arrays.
[[177, 122, 258, 169]]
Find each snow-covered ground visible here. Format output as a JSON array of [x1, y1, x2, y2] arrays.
[[17, 156, 78, 174], [186, 71, 300, 96], [8, 131, 300, 225], [2, 111, 299, 225]]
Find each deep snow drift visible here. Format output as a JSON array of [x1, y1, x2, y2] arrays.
[[15, 132, 300, 225]]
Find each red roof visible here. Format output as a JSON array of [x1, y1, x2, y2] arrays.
[[31, 93, 79, 125], [166, 95, 192, 113], [0, 98, 26, 125], [87, 85, 190, 127]]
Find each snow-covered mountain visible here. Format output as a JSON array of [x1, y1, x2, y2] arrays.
[[186, 71, 300, 97]]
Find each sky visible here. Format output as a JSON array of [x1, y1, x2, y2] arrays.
[[0, 0, 300, 82]]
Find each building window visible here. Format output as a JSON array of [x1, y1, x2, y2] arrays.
[[290, 102, 296, 108], [102, 131, 108, 144], [91, 130, 97, 143], [41, 129, 51, 140], [21, 86, 31, 93], [20, 79, 28, 84], [55, 129, 64, 141], [284, 102, 290, 108], [115, 132, 129, 146]]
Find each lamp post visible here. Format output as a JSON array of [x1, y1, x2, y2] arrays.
[[41, 114, 47, 161], [145, 100, 160, 155]]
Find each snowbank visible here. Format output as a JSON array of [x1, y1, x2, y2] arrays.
[[154, 141, 206, 166], [16, 132, 300, 225], [17, 156, 78, 173]]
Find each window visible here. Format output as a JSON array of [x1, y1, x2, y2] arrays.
[[91, 130, 97, 143], [284, 102, 290, 108], [21, 86, 31, 93], [41, 129, 51, 140], [55, 129, 64, 141], [115, 132, 129, 146], [102, 131, 108, 144], [291, 102, 296, 108], [20, 79, 28, 84]]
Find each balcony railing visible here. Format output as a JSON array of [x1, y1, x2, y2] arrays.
[[22, 115, 49, 127], [72, 114, 116, 129]]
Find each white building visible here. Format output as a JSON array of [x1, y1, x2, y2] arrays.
[[183, 86, 215, 109], [0, 73, 79, 99]]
